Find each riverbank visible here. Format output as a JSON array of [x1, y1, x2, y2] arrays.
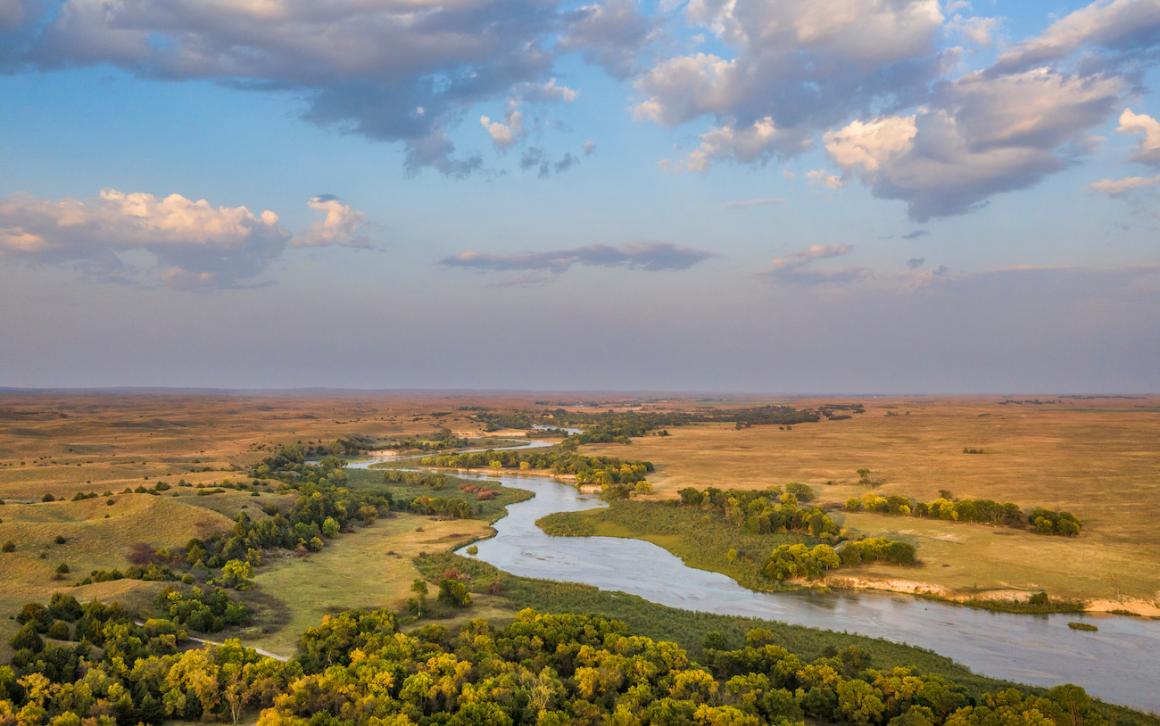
[[539, 498, 1160, 618]]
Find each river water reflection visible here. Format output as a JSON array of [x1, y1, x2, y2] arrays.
[[452, 472, 1160, 714]]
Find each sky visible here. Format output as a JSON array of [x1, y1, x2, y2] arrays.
[[0, 0, 1158, 393]]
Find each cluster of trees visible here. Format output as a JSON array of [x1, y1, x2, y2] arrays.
[[676, 486, 839, 539], [2, 593, 1123, 725], [270, 608, 1110, 725], [1028, 508, 1083, 537], [844, 494, 1082, 536], [78, 564, 181, 585], [670, 487, 919, 582], [4, 594, 299, 724], [396, 495, 475, 519], [764, 544, 842, 581], [381, 470, 453, 489], [839, 538, 918, 567], [419, 442, 654, 499], [158, 587, 250, 634], [369, 428, 471, 452]]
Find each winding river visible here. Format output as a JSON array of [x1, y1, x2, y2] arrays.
[[352, 452, 1160, 714]]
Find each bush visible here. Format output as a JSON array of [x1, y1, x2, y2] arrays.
[[53, 535, 67, 545], [1, 541, 14, 553], [46, 620, 71, 640]]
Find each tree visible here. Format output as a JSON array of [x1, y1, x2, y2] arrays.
[[321, 516, 341, 538], [411, 579, 429, 617], [219, 560, 253, 590], [438, 579, 471, 608]]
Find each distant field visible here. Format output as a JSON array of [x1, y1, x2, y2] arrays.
[[0, 390, 538, 500], [583, 396, 1160, 611]]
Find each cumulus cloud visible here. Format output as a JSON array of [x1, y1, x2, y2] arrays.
[[992, 0, 1160, 75], [293, 196, 370, 248], [0, 189, 289, 288], [1117, 108, 1160, 166], [441, 242, 713, 275], [17, 0, 576, 174], [516, 78, 579, 104], [826, 69, 1125, 220], [0, 189, 374, 287], [559, 0, 658, 77], [634, 0, 945, 150], [762, 243, 864, 285], [1089, 175, 1160, 195], [680, 117, 805, 172]]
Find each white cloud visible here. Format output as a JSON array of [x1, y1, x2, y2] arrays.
[[826, 69, 1125, 219], [480, 106, 525, 149], [23, 0, 573, 174], [1089, 175, 1160, 195], [684, 117, 799, 172], [1117, 108, 1160, 166], [293, 196, 370, 248], [824, 116, 917, 173], [635, 0, 945, 140], [993, 0, 1160, 73], [806, 169, 846, 189], [517, 78, 579, 104], [0, 189, 289, 288]]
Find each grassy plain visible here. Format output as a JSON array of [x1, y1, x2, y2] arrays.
[[244, 513, 496, 656], [582, 396, 1160, 612]]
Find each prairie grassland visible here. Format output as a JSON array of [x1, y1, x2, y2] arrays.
[[583, 397, 1160, 610], [244, 513, 495, 656], [837, 512, 1160, 605], [0, 493, 237, 657]]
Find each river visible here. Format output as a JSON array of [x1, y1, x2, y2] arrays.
[[351, 451, 1160, 713]]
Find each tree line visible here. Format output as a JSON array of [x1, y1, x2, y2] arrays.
[[844, 493, 1082, 536], [419, 441, 654, 499], [471, 403, 863, 444]]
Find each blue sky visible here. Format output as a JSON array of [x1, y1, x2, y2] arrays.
[[0, 0, 1158, 392]]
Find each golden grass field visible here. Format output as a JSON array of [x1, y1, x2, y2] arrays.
[[584, 396, 1160, 612]]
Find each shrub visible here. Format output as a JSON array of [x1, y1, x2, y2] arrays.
[[46, 620, 70, 640], [1, 541, 14, 553]]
